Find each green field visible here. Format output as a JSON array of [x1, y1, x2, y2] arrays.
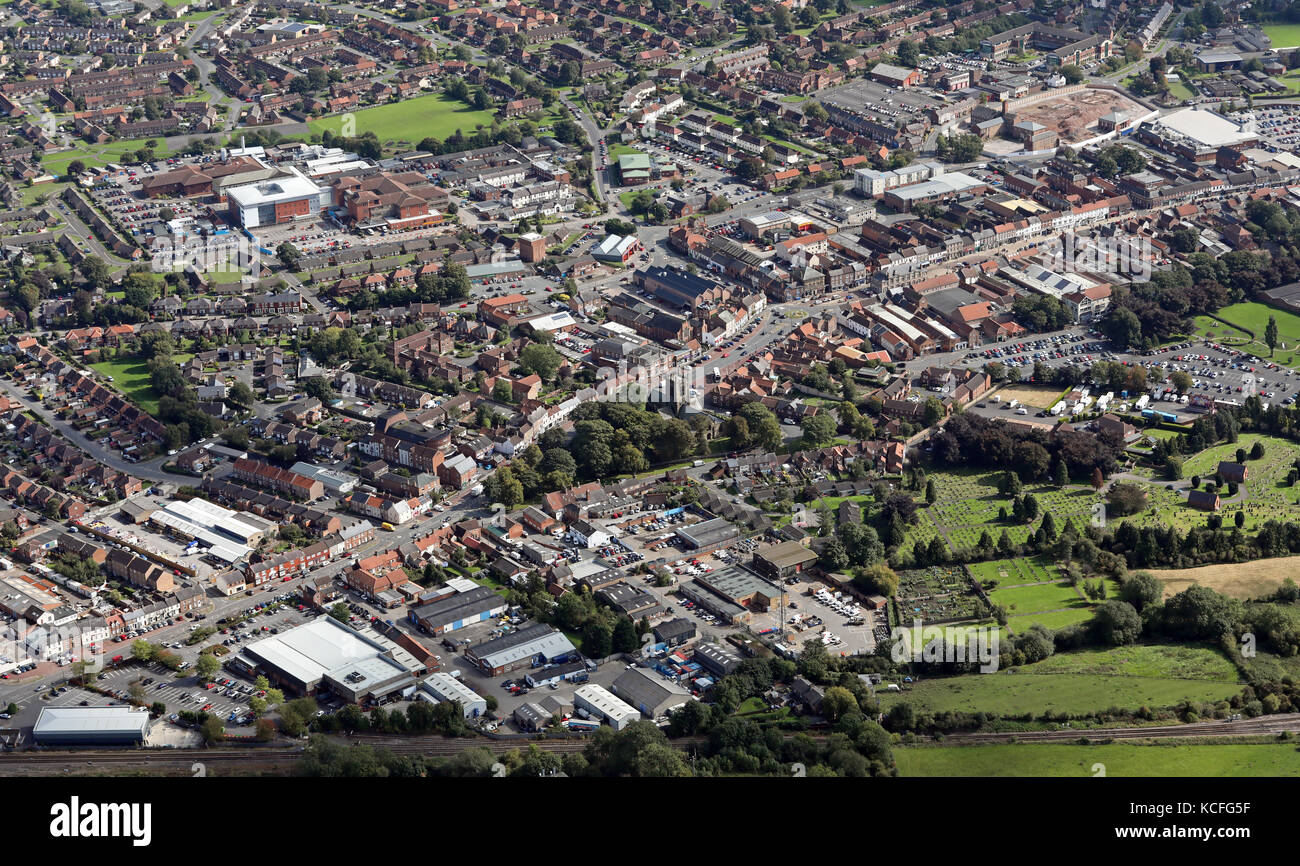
[[1192, 301, 1300, 367], [878, 672, 1242, 715], [44, 139, 178, 176], [1022, 643, 1239, 681], [1265, 23, 1300, 49], [1006, 608, 1095, 632], [895, 743, 1300, 776], [308, 94, 496, 147], [893, 624, 1006, 653], [89, 354, 192, 417], [89, 358, 162, 416], [881, 644, 1241, 715]]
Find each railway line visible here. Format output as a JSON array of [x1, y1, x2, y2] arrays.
[[1, 714, 1296, 774]]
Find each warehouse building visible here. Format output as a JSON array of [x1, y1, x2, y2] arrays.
[[226, 168, 330, 228], [33, 706, 151, 745], [694, 641, 742, 677], [417, 672, 487, 718], [881, 172, 986, 212], [674, 517, 740, 550], [752, 541, 818, 581], [147, 497, 270, 563], [408, 585, 507, 635], [698, 564, 789, 611], [464, 623, 577, 676], [513, 701, 554, 732], [574, 683, 640, 730], [611, 667, 693, 720], [236, 617, 415, 703]]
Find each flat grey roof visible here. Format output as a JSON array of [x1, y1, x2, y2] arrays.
[[34, 706, 151, 737]]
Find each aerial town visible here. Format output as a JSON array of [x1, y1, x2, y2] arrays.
[[2, 0, 1300, 784]]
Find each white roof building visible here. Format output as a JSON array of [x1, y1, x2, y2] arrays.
[[574, 683, 640, 730]]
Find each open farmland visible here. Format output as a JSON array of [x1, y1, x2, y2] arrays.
[[1154, 555, 1300, 600], [895, 743, 1300, 776]]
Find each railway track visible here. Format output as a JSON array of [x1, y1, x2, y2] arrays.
[[3, 714, 1296, 774], [939, 713, 1300, 744]]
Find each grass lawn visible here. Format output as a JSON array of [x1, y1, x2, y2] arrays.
[[19, 182, 69, 206], [43, 139, 176, 176], [1265, 23, 1300, 48], [877, 671, 1242, 715], [1192, 301, 1300, 367], [1021, 643, 1239, 681], [608, 143, 643, 159], [895, 743, 1300, 777], [988, 580, 1088, 617], [1167, 79, 1194, 101], [1138, 433, 1300, 535], [90, 354, 194, 417], [90, 358, 162, 416], [619, 188, 652, 209], [1006, 608, 1094, 632], [308, 94, 496, 148]]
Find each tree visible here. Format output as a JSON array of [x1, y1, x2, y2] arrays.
[[518, 343, 563, 381], [1059, 64, 1085, 84], [924, 479, 937, 504], [801, 414, 836, 447], [200, 716, 225, 745], [1266, 315, 1279, 356], [821, 686, 859, 722], [1170, 371, 1193, 394], [1052, 455, 1070, 486], [227, 380, 255, 409], [583, 621, 613, 658], [328, 603, 349, 623], [195, 654, 220, 681], [1118, 569, 1170, 611], [276, 242, 301, 271], [611, 618, 639, 654], [130, 639, 156, 662], [1092, 601, 1142, 645], [896, 39, 919, 67], [1091, 467, 1105, 493]]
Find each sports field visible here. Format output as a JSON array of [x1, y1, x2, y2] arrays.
[[1265, 23, 1300, 49], [308, 94, 497, 147], [895, 743, 1300, 776]]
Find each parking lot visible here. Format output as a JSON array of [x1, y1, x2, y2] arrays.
[[1252, 105, 1300, 151]]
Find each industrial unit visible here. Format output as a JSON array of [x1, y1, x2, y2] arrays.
[[33, 706, 152, 745], [573, 683, 640, 730]]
